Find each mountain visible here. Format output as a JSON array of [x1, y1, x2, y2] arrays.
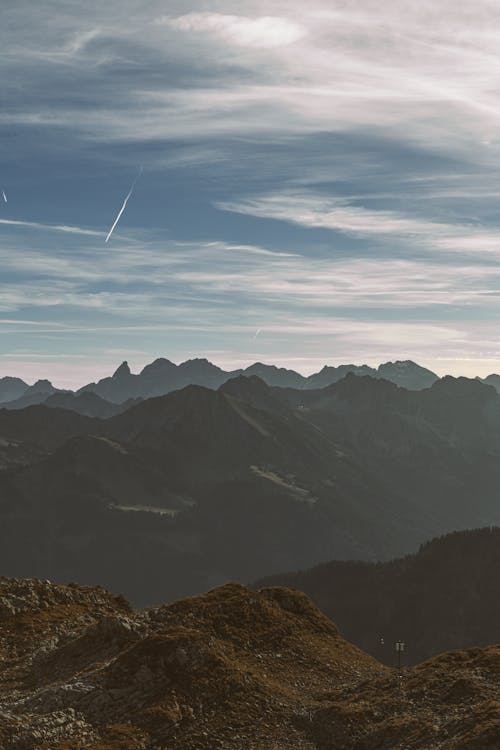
[[306, 363, 375, 388], [376, 359, 438, 389], [0, 378, 418, 603], [273, 373, 500, 533], [256, 526, 500, 666], [306, 360, 438, 390], [244, 362, 307, 388], [77, 357, 235, 403], [0, 404, 99, 452], [3, 373, 500, 606], [2, 577, 499, 750], [0, 357, 440, 409], [482, 372, 500, 393], [44, 391, 140, 418], [0, 376, 28, 404], [71, 357, 440, 404], [3, 378, 62, 409]]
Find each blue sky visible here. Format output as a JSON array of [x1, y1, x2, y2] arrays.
[[3, 1, 500, 387]]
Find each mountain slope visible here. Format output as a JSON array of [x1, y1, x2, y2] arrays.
[[44, 391, 139, 418], [3, 374, 500, 606], [0, 376, 28, 404], [1, 578, 498, 750], [0, 380, 417, 603], [3, 379, 62, 410]]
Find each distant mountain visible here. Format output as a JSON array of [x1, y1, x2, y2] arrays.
[[0, 357, 440, 408], [44, 391, 140, 418], [243, 362, 307, 388], [77, 357, 236, 403], [306, 363, 375, 388], [3, 379, 62, 410], [3, 373, 500, 606], [256, 527, 500, 666], [0, 377, 415, 602], [482, 372, 500, 392], [0, 376, 28, 404], [307, 360, 437, 390], [70, 356, 440, 403], [376, 359, 438, 389]]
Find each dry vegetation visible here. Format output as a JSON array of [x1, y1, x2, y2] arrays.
[[0, 577, 498, 749]]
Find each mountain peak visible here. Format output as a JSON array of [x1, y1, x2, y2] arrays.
[[29, 379, 55, 394], [139, 357, 175, 375], [112, 361, 131, 380]]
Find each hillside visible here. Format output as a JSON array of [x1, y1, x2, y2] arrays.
[[0, 382, 405, 603], [3, 375, 500, 606], [0, 578, 498, 750], [257, 527, 500, 665]]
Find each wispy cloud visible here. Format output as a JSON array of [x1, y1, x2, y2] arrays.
[[218, 191, 500, 255], [0, 219, 104, 237], [160, 13, 305, 49]]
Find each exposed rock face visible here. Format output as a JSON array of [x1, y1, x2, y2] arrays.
[[0, 578, 498, 749]]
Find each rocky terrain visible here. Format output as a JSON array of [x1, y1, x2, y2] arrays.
[[0, 577, 498, 750]]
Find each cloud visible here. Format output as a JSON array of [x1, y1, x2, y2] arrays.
[[0, 219, 104, 238], [217, 191, 500, 255], [160, 12, 305, 48], [5, 0, 500, 154], [218, 193, 449, 237]]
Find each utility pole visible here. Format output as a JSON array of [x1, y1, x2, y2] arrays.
[[395, 639, 405, 676]]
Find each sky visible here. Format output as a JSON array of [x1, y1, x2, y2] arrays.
[[3, 1, 500, 387]]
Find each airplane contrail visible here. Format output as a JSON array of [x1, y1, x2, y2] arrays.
[[253, 328, 261, 338], [2, 190, 7, 204], [105, 168, 142, 243]]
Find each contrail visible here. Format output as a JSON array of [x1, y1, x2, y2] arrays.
[[253, 328, 261, 338], [2, 190, 7, 204], [105, 168, 142, 243]]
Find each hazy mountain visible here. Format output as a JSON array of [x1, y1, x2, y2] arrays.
[[3, 378, 62, 410], [0, 378, 421, 602], [2, 577, 499, 750], [44, 391, 140, 418], [257, 526, 500, 666], [53, 356, 440, 404], [482, 372, 500, 392], [0, 376, 28, 404], [376, 359, 438, 389], [306, 360, 438, 390], [243, 362, 307, 388], [4, 373, 500, 607], [0, 357, 440, 409], [306, 363, 375, 388], [77, 357, 236, 403]]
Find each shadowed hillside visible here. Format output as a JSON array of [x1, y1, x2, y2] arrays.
[[257, 527, 500, 665]]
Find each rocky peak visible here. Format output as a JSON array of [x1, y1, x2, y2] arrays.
[[112, 361, 131, 380]]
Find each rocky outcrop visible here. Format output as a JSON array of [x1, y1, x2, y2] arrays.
[[0, 578, 498, 749]]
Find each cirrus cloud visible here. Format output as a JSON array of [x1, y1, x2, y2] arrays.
[[159, 12, 305, 49]]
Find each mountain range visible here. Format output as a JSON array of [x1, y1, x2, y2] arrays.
[[2, 371, 500, 607], [2, 576, 499, 750], [0, 358, 440, 408]]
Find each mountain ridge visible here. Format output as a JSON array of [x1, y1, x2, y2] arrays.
[[1, 357, 440, 406]]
